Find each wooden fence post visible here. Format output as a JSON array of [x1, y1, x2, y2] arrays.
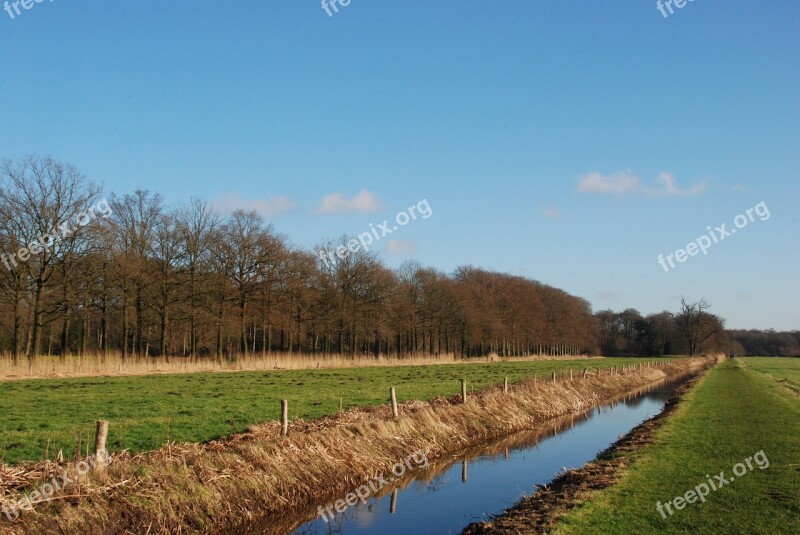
[[503, 376, 508, 393], [94, 420, 109, 469], [583, 368, 588, 379], [281, 399, 289, 437], [551, 372, 556, 383], [461, 379, 467, 403], [390, 387, 399, 418]]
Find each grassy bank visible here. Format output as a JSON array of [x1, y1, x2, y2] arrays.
[[0, 357, 669, 464], [0, 359, 706, 534], [548, 357, 800, 534]]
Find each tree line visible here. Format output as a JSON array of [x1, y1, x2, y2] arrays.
[[727, 329, 800, 356], [595, 302, 800, 357], [1, 155, 603, 362]]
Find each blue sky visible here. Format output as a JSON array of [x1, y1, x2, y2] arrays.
[[1, 1, 798, 330]]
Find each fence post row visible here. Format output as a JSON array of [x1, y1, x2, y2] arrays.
[[277, 359, 677, 438]]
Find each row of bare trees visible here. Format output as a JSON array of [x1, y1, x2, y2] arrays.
[[0, 156, 599, 361], [727, 329, 800, 356], [596, 298, 728, 357]]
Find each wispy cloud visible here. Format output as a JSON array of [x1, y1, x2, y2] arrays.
[[577, 170, 707, 196], [386, 239, 417, 254], [211, 193, 293, 216], [318, 190, 381, 214], [542, 206, 560, 219]]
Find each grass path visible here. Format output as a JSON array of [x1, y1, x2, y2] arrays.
[[0, 357, 663, 464], [553, 357, 800, 534]]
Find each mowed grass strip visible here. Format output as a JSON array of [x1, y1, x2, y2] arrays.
[[554, 358, 800, 535], [0, 357, 665, 464]]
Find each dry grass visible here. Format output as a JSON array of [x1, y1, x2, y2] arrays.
[[0, 351, 599, 381], [0, 358, 713, 534]]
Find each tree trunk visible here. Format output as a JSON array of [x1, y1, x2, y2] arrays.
[[30, 278, 45, 359]]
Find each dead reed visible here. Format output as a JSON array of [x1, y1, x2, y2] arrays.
[[0, 351, 599, 381]]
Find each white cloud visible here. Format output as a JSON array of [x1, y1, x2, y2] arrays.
[[211, 193, 293, 216], [319, 190, 381, 214], [577, 170, 707, 196], [577, 170, 642, 195], [385, 240, 417, 254], [653, 172, 707, 196]]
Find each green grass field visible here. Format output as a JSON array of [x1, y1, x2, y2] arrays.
[[0, 357, 664, 465], [554, 357, 800, 534]]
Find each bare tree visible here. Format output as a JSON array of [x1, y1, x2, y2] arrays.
[[150, 211, 184, 358], [0, 155, 101, 359], [175, 198, 218, 359], [675, 297, 723, 356], [110, 190, 164, 357]]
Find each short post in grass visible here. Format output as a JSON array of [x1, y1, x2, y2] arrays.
[[281, 399, 289, 437], [503, 376, 508, 393], [94, 420, 109, 470], [390, 387, 399, 418], [461, 379, 468, 403], [569, 369, 573, 381], [551, 371, 556, 383], [583, 368, 588, 379]]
